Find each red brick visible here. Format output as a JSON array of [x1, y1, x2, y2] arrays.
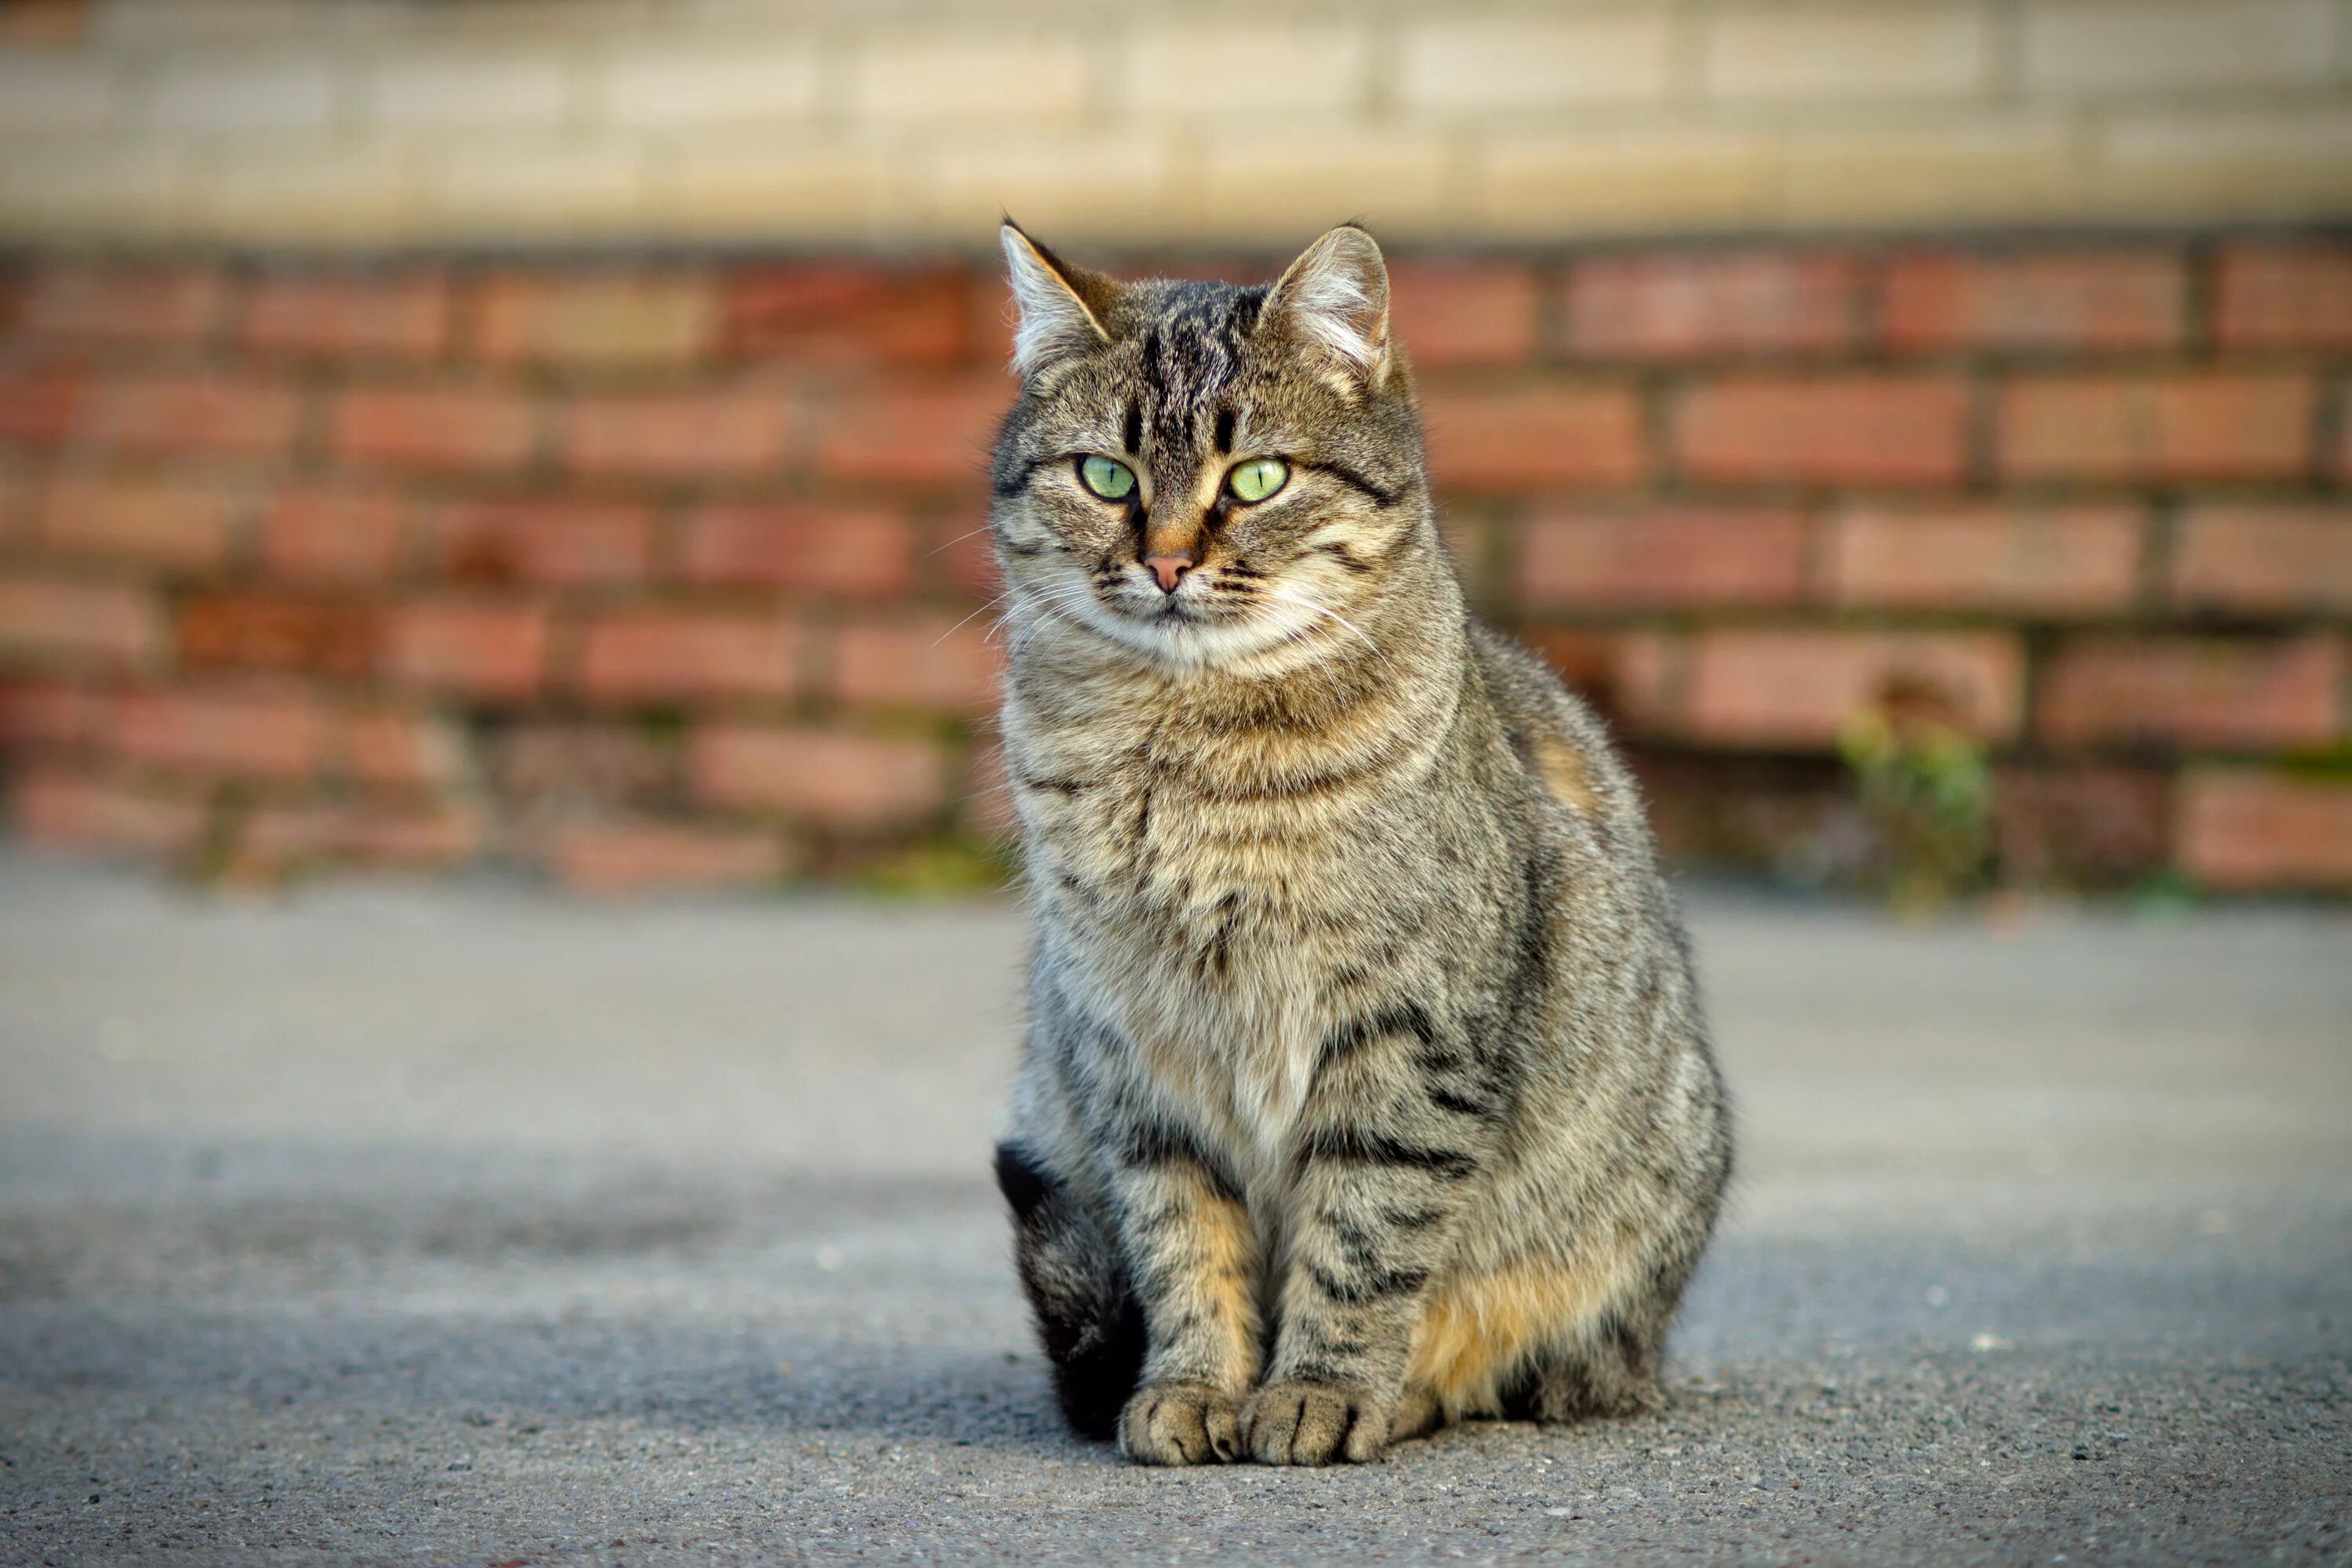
[[0, 678, 109, 751], [1519, 626, 1618, 701], [1992, 764, 2172, 889], [829, 612, 1004, 717], [678, 502, 916, 596], [540, 818, 793, 894], [235, 799, 485, 873], [11, 770, 209, 859], [428, 498, 653, 588], [572, 610, 800, 704], [1421, 385, 1646, 491], [339, 707, 469, 790], [0, 575, 162, 668], [19, 267, 225, 347], [1388, 263, 1541, 367], [239, 271, 452, 360], [940, 514, 1001, 598], [474, 272, 719, 370], [1564, 252, 1861, 361], [1998, 373, 2313, 483], [725, 265, 978, 365], [1827, 503, 2144, 615], [1675, 375, 1970, 487], [560, 390, 791, 481], [2038, 636, 2341, 751], [814, 380, 1011, 488], [1515, 505, 1807, 611], [690, 724, 949, 831], [81, 372, 304, 459], [385, 599, 549, 701], [2179, 768, 2352, 891], [38, 474, 237, 572], [176, 593, 382, 678], [0, 462, 22, 546], [0, 363, 83, 448], [495, 722, 675, 808], [2213, 244, 2352, 352], [2170, 504, 2352, 614], [1518, 626, 1675, 727], [1458, 508, 1516, 604], [968, 281, 1017, 373], [111, 684, 332, 779], [1678, 629, 2024, 747], [331, 385, 539, 473], [257, 485, 411, 583], [1882, 251, 2185, 354]]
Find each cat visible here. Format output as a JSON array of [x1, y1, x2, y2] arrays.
[[986, 221, 1733, 1467]]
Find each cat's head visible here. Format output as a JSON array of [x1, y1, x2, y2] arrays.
[[989, 223, 1429, 672]]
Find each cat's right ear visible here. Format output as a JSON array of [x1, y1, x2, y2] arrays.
[[1001, 221, 1119, 379]]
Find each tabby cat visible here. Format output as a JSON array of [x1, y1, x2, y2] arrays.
[[988, 222, 1732, 1467]]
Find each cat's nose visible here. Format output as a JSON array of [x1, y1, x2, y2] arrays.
[[1142, 554, 1196, 593]]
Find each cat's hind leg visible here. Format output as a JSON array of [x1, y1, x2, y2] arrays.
[[1499, 1308, 1668, 1423], [1405, 1240, 1681, 1428], [993, 1142, 1145, 1441], [1499, 1243, 1711, 1423]]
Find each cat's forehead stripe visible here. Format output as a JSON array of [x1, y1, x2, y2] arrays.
[[1133, 284, 1258, 465]]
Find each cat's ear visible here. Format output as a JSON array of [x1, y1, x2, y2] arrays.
[[1000, 221, 1120, 379], [1262, 223, 1392, 390]]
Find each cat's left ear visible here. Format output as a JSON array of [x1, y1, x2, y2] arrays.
[[1261, 223, 1392, 391]]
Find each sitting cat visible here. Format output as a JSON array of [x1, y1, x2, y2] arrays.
[[988, 222, 1733, 1466]]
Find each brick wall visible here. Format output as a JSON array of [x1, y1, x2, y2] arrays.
[[2, 238, 2347, 893], [2, 0, 2350, 247]]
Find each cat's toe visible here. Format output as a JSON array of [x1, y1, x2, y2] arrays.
[[1117, 1382, 1241, 1466], [1243, 1381, 1390, 1465]]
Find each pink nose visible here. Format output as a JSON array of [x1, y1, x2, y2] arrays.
[[1143, 554, 1195, 593]]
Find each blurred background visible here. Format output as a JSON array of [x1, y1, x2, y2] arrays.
[[1, 0, 2347, 900], [4, 7, 2350, 1555]]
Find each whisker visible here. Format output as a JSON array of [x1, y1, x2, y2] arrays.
[[931, 588, 1022, 649], [996, 583, 1106, 644], [924, 522, 999, 560], [1269, 588, 1391, 666]]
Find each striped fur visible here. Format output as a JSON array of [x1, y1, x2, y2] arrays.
[[988, 223, 1733, 1466]]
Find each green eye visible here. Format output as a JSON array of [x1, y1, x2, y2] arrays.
[[1227, 457, 1289, 504], [1078, 455, 1136, 501]]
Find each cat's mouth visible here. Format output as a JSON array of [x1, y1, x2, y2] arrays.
[[1057, 569, 1322, 666]]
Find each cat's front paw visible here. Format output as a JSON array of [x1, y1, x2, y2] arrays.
[[1117, 1381, 1242, 1466], [1242, 1380, 1390, 1465]]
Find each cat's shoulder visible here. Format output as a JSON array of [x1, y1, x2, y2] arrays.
[[1465, 619, 1632, 822]]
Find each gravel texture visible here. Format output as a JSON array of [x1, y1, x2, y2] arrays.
[[0, 851, 2346, 1566]]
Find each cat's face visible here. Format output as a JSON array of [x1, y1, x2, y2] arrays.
[[989, 225, 1427, 671]]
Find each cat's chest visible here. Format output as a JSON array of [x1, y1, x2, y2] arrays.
[[1014, 717, 1370, 1157], [1014, 716, 1364, 943]]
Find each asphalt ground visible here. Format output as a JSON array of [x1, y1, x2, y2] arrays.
[[0, 850, 2346, 1566]]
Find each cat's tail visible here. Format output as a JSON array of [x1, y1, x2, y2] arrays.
[[993, 1142, 1145, 1440]]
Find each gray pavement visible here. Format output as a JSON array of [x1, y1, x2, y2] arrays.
[[0, 849, 2347, 1566]]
